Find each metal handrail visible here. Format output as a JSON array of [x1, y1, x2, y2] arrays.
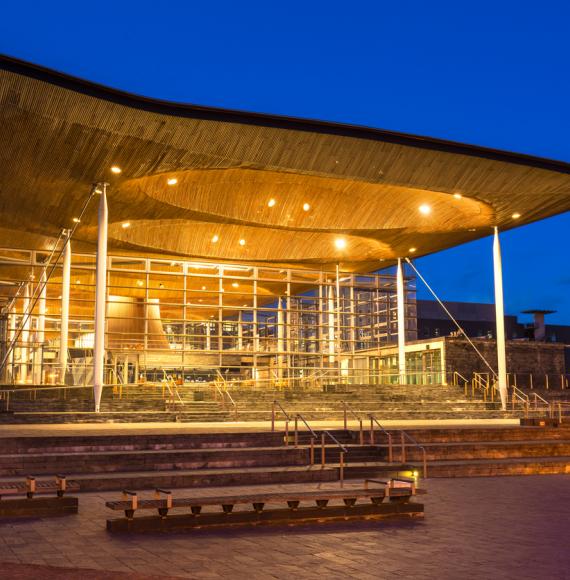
[[529, 391, 552, 418], [399, 430, 428, 479], [271, 400, 292, 443], [452, 371, 470, 396], [213, 371, 237, 418], [369, 414, 393, 463], [320, 429, 348, 487], [342, 400, 364, 444]]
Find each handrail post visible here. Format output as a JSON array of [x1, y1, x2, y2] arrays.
[[284, 420, 289, 446], [529, 374, 533, 390], [339, 451, 345, 488], [400, 431, 406, 463], [271, 401, 275, 432], [343, 401, 347, 430], [359, 419, 364, 446], [545, 375, 549, 390], [321, 433, 326, 466], [422, 449, 428, 479], [369, 417, 374, 445], [310, 437, 314, 465], [559, 402, 562, 424], [388, 432, 393, 463], [294, 416, 298, 448]]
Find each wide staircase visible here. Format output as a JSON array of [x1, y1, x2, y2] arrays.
[[0, 426, 568, 493], [0, 381, 512, 423]]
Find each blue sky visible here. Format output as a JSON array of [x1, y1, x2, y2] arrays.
[[1, 1, 568, 322]]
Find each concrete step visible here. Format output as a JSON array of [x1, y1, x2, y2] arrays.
[[0, 446, 310, 476], [0, 465, 340, 492], [417, 456, 570, 477]]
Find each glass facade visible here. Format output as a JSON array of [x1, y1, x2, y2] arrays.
[[0, 248, 418, 387]]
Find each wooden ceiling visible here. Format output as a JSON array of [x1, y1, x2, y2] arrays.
[[0, 54, 569, 274]]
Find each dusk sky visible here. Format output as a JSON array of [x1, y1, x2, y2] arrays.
[[1, 1, 568, 322]]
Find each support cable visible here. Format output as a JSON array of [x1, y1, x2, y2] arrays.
[[0, 184, 100, 375], [404, 257, 497, 378]]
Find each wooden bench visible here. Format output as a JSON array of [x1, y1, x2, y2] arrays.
[[0, 475, 79, 518], [106, 478, 425, 532]]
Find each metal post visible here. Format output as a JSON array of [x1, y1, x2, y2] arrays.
[[294, 416, 298, 448], [310, 437, 314, 465], [396, 258, 406, 385], [34, 270, 47, 384], [369, 417, 374, 445], [359, 420, 364, 445], [400, 431, 406, 462], [60, 237, 71, 384], [493, 227, 508, 411], [93, 184, 108, 412], [20, 284, 30, 383], [339, 452, 344, 488], [271, 401, 275, 432], [343, 401, 347, 430], [545, 375, 549, 390], [387, 433, 393, 463], [321, 433, 326, 466], [284, 420, 289, 446]]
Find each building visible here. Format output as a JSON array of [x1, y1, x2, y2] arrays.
[[417, 300, 570, 343], [0, 54, 569, 411]]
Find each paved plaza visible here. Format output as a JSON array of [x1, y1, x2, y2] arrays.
[[0, 475, 568, 579]]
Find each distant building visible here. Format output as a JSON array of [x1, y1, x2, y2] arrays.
[[417, 300, 570, 344]]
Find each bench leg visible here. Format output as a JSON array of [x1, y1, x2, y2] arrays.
[[343, 498, 357, 507], [158, 508, 169, 517], [287, 501, 300, 511], [191, 506, 202, 515], [222, 504, 234, 514], [124, 509, 135, 519], [252, 502, 265, 513], [370, 497, 384, 505], [315, 500, 329, 509]]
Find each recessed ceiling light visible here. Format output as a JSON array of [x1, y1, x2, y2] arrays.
[[239, 239, 246, 246], [110, 166, 122, 174], [211, 235, 219, 243], [409, 247, 417, 253], [121, 222, 131, 229], [159, 283, 164, 289], [75, 279, 81, 285], [453, 193, 462, 199], [232, 282, 239, 288], [72, 217, 81, 223], [136, 280, 144, 287], [267, 198, 276, 208], [419, 204, 431, 215], [198, 299, 203, 303], [512, 212, 521, 219], [334, 238, 347, 250], [468, 228, 476, 232], [303, 203, 311, 212], [167, 177, 178, 185], [202, 286, 206, 290]]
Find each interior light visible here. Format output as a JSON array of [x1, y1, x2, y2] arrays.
[[419, 204, 431, 215], [334, 238, 347, 250], [201, 286, 206, 290], [512, 212, 521, 219], [136, 280, 144, 287], [167, 177, 178, 186], [75, 280, 81, 285], [72, 217, 81, 223], [409, 247, 417, 253], [159, 283, 164, 289], [110, 166, 122, 174], [303, 203, 311, 212], [453, 193, 462, 199], [267, 198, 276, 208], [239, 239, 246, 246], [121, 222, 131, 229], [232, 282, 239, 288], [211, 235, 219, 243]]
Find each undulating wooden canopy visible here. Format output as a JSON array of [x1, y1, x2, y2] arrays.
[[0, 53, 569, 273]]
